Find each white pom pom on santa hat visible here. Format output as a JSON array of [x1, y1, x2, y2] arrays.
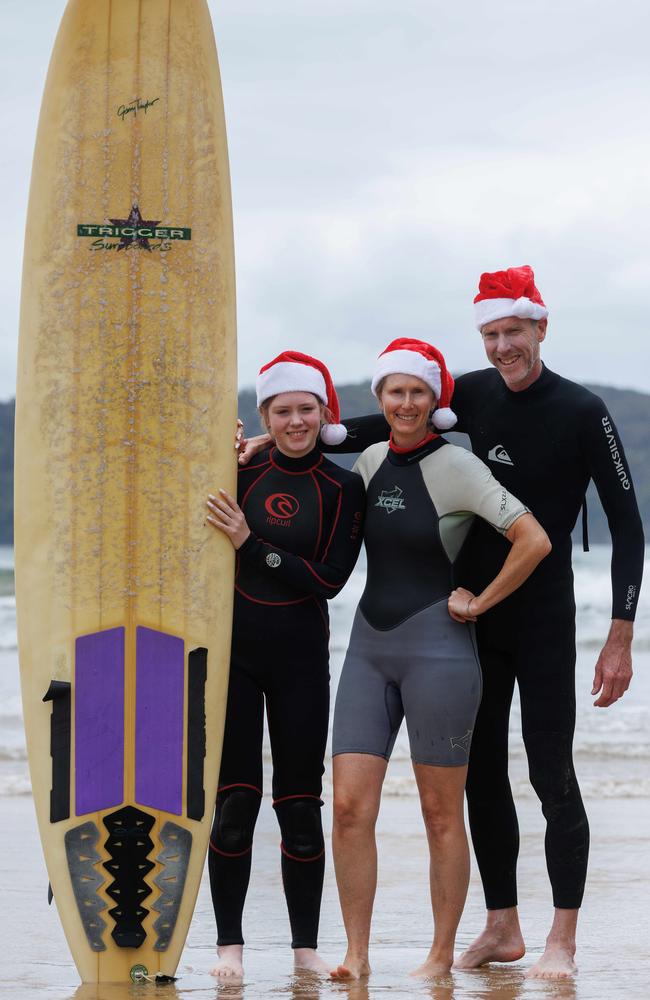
[[370, 337, 457, 430], [256, 350, 347, 444]]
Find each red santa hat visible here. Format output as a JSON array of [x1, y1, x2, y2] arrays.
[[473, 264, 548, 330], [370, 338, 457, 431], [256, 350, 347, 445]]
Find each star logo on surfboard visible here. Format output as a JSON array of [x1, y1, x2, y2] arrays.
[[109, 204, 160, 251], [77, 206, 191, 250]]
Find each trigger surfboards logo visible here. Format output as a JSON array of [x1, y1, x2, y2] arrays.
[[77, 203, 191, 253]]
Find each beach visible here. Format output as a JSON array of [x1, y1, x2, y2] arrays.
[[2, 545, 649, 997]]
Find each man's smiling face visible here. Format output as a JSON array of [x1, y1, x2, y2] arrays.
[[480, 316, 547, 392]]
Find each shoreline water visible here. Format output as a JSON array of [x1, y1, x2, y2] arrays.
[[3, 791, 650, 999], [2, 545, 649, 996]]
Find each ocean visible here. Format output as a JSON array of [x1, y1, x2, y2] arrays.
[[1, 544, 649, 998]]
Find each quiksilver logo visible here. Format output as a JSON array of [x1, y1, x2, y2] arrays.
[[601, 417, 631, 490], [376, 486, 406, 514], [487, 444, 513, 466], [625, 584, 637, 612]]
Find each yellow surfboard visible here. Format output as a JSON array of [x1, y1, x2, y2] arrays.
[[15, 0, 236, 983]]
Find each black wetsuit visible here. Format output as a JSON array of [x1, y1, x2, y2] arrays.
[[209, 446, 364, 949], [333, 364, 644, 910]]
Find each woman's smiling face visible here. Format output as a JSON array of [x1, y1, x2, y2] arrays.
[[378, 374, 435, 447]]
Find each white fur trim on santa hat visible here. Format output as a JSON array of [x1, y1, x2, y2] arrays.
[[256, 361, 328, 407], [371, 350, 442, 399], [474, 296, 548, 331]]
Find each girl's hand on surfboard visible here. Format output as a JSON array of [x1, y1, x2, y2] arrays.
[[235, 418, 246, 454], [206, 490, 251, 549], [238, 432, 272, 465]]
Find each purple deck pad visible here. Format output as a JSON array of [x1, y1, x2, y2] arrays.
[[135, 626, 184, 815], [75, 627, 125, 815]]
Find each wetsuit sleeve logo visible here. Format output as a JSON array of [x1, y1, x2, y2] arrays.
[[625, 584, 637, 612], [601, 417, 631, 490], [265, 552, 282, 569]]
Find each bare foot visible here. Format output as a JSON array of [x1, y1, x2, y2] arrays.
[[330, 954, 371, 980], [526, 942, 577, 980], [210, 944, 244, 978], [293, 948, 331, 975], [454, 920, 525, 969], [410, 955, 453, 977]]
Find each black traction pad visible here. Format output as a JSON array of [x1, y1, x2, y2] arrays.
[[103, 805, 155, 948], [152, 822, 193, 951], [186, 648, 207, 820], [64, 822, 107, 951], [43, 680, 71, 822]]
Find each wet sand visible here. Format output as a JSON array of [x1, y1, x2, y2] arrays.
[[2, 785, 649, 1000]]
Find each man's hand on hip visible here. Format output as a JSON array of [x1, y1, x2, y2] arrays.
[[591, 619, 634, 707]]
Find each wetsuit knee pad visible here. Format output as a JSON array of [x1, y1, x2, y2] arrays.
[[212, 787, 262, 855], [274, 797, 324, 861], [524, 732, 581, 807]]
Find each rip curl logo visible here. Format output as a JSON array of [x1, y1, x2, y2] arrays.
[[265, 493, 300, 519], [487, 444, 513, 466], [375, 486, 406, 514], [77, 203, 191, 252], [449, 730, 472, 753], [601, 416, 631, 490], [265, 552, 282, 569]]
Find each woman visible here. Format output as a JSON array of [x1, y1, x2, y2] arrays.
[[205, 351, 365, 978], [328, 338, 551, 980]]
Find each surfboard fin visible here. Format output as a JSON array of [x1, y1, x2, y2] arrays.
[[48, 882, 53, 905]]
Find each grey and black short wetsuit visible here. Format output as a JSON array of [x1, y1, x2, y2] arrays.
[[332, 435, 528, 767]]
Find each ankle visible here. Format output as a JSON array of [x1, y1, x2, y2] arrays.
[[428, 944, 454, 965], [486, 907, 521, 932], [545, 932, 576, 952], [345, 945, 370, 962]]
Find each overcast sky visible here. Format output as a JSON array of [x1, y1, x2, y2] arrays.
[[2, 0, 650, 401]]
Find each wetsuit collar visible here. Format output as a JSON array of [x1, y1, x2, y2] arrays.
[[270, 445, 323, 474], [388, 433, 448, 466]]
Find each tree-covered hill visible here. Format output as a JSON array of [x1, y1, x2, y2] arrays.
[[3, 378, 649, 545], [235, 378, 650, 546]]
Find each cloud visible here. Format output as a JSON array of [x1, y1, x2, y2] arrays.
[[2, 0, 649, 400]]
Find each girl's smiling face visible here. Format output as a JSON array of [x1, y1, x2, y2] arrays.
[[263, 391, 324, 457]]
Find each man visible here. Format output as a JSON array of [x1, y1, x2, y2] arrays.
[[449, 265, 644, 979], [237, 265, 645, 979]]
